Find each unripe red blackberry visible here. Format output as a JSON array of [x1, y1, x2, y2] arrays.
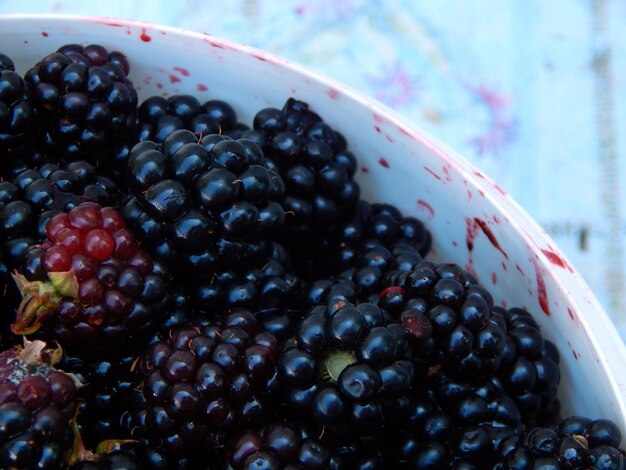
[[11, 202, 169, 357], [0, 340, 81, 469]]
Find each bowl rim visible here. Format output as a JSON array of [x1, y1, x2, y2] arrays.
[[2, 12, 626, 417]]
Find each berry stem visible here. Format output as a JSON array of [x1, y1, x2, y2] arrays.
[[11, 271, 79, 335]]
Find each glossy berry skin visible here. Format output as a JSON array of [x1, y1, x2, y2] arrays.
[[24, 43, 138, 166], [11, 202, 169, 357], [253, 98, 361, 234], [296, 201, 431, 282], [0, 57, 35, 173], [127, 311, 280, 461], [227, 421, 331, 470], [135, 95, 235, 143], [0, 340, 80, 470], [495, 415, 625, 469], [279, 302, 413, 435], [122, 130, 286, 276]]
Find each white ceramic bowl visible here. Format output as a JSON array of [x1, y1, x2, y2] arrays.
[[1, 14, 625, 431]]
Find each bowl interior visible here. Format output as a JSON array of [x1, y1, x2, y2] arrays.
[[2, 14, 626, 430]]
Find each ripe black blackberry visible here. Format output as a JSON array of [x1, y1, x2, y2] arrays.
[[495, 415, 625, 469], [24, 43, 138, 166], [377, 260, 562, 426], [58, 353, 135, 449], [126, 310, 281, 461], [135, 95, 237, 143], [121, 129, 286, 276], [252, 98, 361, 234], [0, 53, 37, 176], [226, 420, 331, 469], [296, 200, 431, 280], [278, 302, 413, 436], [382, 368, 525, 468], [10, 203, 170, 358], [0, 340, 81, 469], [495, 306, 562, 426]]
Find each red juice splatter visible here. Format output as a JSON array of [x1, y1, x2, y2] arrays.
[[474, 218, 509, 259], [541, 249, 573, 272], [378, 158, 390, 168], [417, 200, 434, 220], [173, 66, 190, 76], [168, 74, 181, 84], [41, 31, 48, 37], [327, 88, 339, 99], [424, 167, 441, 180], [140, 28, 152, 42]]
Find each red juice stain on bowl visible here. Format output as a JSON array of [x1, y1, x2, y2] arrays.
[[531, 256, 550, 316], [424, 167, 441, 180], [541, 249, 573, 272], [41, 31, 48, 37], [197, 84, 208, 92], [378, 158, 390, 168], [474, 218, 508, 259], [417, 200, 434, 220], [173, 66, 190, 76], [140, 28, 152, 42]]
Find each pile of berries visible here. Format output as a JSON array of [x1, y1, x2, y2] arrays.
[[0, 43, 622, 470]]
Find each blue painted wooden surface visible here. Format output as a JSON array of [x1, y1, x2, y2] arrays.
[[0, 0, 624, 338]]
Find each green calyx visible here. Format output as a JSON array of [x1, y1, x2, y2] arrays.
[[11, 270, 79, 336], [321, 350, 357, 383]]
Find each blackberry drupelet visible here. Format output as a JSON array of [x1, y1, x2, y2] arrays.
[[0, 340, 81, 469], [495, 415, 625, 469], [121, 129, 286, 276], [126, 310, 280, 462], [278, 301, 413, 435], [11, 202, 169, 357], [0, 53, 37, 176], [252, 98, 361, 234], [24, 43, 138, 166]]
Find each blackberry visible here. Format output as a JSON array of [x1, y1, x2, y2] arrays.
[[58, 353, 135, 449], [11, 202, 169, 357], [0, 160, 119, 271], [378, 260, 563, 426], [190, 241, 301, 338], [278, 302, 413, 435], [135, 95, 236, 143], [0, 53, 37, 176], [383, 369, 524, 468], [252, 98, 361, 233], [297, 201, 431, 280], [495, 415, 625, 469], [0, 340, 81, 469], [121, 130, 285, 276], [495, 306, 562, 425], [226, 420, 331, 470], [126, 310, 280, 461], [24, 43, 138, 166]]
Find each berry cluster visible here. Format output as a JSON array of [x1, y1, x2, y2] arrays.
[[0, 44, 622, 470]]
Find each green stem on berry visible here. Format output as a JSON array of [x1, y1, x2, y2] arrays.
[[11, 271, 79, 335]]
